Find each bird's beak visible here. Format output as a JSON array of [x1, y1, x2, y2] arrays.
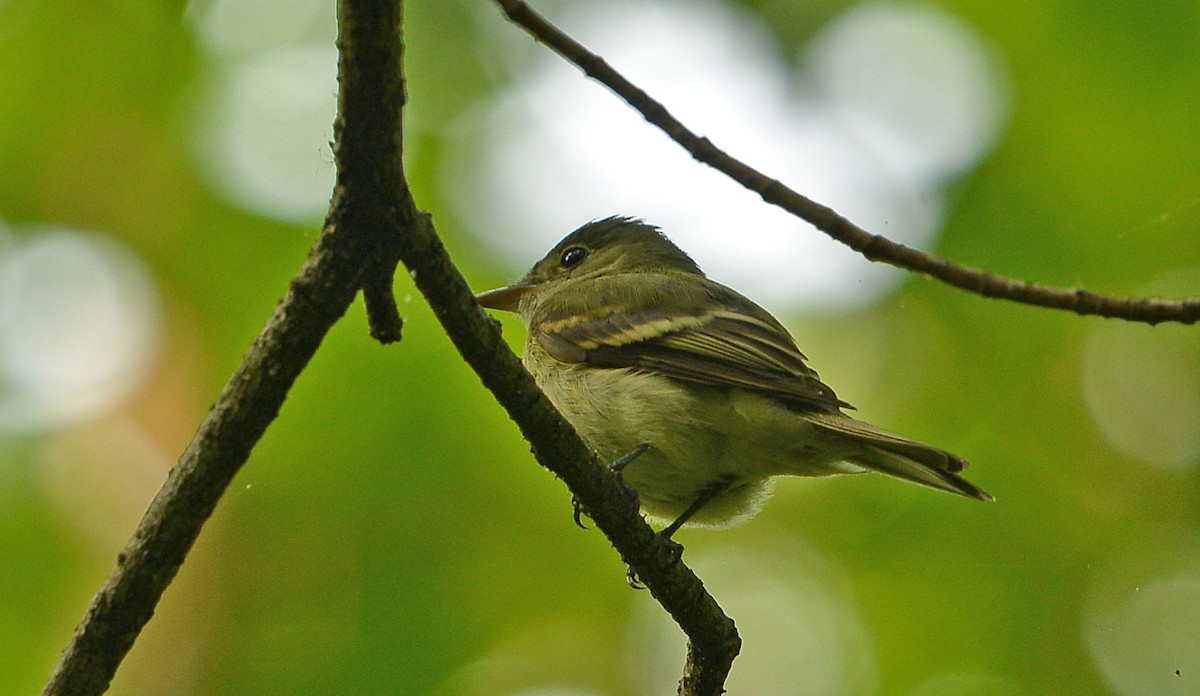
[[475, 283, 533, 312]]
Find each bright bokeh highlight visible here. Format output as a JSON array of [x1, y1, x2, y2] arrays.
[[1083, 269, 1200, 470], [188, 0, 338, 222], [0, 226, 160, 433], [451, 0, 1009, 309], [625, 542, 877, 695]]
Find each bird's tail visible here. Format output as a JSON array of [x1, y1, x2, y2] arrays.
[[807, 412, 993, 502]]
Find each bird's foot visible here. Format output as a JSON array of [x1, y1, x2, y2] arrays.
[[624, 478, 733, 589], [570, 443, 649, 529], [610, 443, 650, 475], [626, 530, 684, 590]]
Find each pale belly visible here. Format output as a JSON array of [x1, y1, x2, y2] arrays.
[[526, 352, 853, 528]]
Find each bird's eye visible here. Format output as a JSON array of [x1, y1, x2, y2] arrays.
[[560, 246, 588, 269]]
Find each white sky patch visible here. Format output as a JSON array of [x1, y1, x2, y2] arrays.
[[449, 0, 1010, 311], [186, 0, 340, 224], [191, 44, 338, 223], [0, 227, 160, 434], [187, 0, 331, 58]]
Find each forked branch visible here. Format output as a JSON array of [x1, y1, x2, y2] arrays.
[[41, 1, 739, 695]]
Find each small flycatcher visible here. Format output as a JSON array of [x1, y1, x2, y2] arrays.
[[477, 216, 991, 538]]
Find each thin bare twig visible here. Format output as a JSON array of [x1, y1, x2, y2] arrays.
[[494, 0, 1200, 326]]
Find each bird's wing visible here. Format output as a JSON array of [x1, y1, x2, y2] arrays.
[[533, 287, 850, 413]]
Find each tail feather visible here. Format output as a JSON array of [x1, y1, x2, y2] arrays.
[[808, 413, 993, 502], [852, 445, 993, 501]]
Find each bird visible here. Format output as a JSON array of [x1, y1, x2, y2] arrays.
[[476, 216, 991, 543]]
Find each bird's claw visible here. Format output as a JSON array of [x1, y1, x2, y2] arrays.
[[570, 494, 588, 529], [570, 444, 649, 529], [568, 443, 664, 589], [625, 531, 686, 590]]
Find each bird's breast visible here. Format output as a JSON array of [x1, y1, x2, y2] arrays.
[[523, 343, 798, 526]]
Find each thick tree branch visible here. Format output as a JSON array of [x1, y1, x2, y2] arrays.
[[494, 0, 1200, 326], [40, 0, 411, 693], [43, 1, 738, 695]]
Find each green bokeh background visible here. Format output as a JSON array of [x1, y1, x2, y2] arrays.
[[1, 0, 1198, 694]]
